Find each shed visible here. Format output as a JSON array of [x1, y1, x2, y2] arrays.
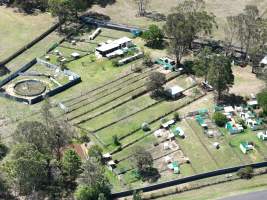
[[225, 121, 244, 134], [96, 37, 133, 57], [224, 106, 234, 113], [195, 115, 208, 129], [257, 131, 267, 141], [247, 100, 258, 108], [165, 85, 184, 99], [260, 55, 267, 66], [71, 52, 80, 58], [161, 119, 175, 129], [171, 127, 185, 138], [239, 142, 254, 154], [167, 161, 180, 174]]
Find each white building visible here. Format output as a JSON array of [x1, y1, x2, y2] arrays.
[[165, 85, 184, 99], [96, 37, 133, 57]]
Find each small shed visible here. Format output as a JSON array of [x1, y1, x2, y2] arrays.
[[71, 52, 80, 58], [240, 142, 254, 154], [165, 85, 184, 99], [224, 106, 234, 114], [171, 127, 185, 138], [195, 115, 208, 129], [257, 131, 267, 141], [161, 119, 175, 129], [247, 100, 259, 109], [260, 55, 267, 67], [167, 161, 180, 174], [225, 121, 244, 134]]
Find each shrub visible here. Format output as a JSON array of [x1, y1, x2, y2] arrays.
[[213, 112, 228, 127], [257, 90, 267, 114], [141, 122, 150, 132], [237, 166, 254, 179], [111, 59, 120, 67], [174, 112, 181, 121], [79, 132, 90, 143], [0, 143, 8, 160], [112, 135, 121, 146], [237, 119, 247, 129]]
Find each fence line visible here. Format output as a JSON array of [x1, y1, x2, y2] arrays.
[[111, 161, 267, 198], [0, 23, 60, 67]]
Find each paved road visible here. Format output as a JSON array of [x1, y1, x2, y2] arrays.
[[221, 190, 267, 200]]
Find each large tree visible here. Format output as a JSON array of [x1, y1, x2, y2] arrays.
[[48, 0, 88, 27], [132, 146, 155, 180], [207, 54, 234, 101], [226, 5, 267, 63], [133, 0, 150, 16], [62, 149, 82, 184], [76, 158, 111, 200], [3, 143, 47, 195], [141, 24, 164, 48], [147, 72, 166, 96], [192, 46, 213, 81], [164, 0, 216, 66]]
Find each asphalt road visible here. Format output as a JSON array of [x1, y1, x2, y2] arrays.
[[221, 190, 267, 200]]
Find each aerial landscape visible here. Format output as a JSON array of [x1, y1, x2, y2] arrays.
[[0, 0, 267, 199]]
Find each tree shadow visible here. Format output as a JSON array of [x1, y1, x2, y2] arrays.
[[0, 65, 10, 77], [144, 11, 166, 22], [140, 167, 161, 183], [220, 94, 246, 106], [94, 0, 117, 8], [83, 11, 111, 21]]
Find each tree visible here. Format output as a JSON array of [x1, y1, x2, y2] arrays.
[[147, 72, 166, 96], [134, 0, 150, 16], [14, 121, 49, 154], [48, 0, 88, 29], [141, 25, 164, 48], [112, 135, 121, 146], [87, 145, 103, 162], [226, 5, 267, 63], [77, 158, 111, 200], [62, 149, 82, 183], [213, 112, 228, 127], [257, 90, 267, 114], [74, 185, 95, 200], [143, 51, 153, 68], [3, 143, 47, 195], [164, 0, 216, 66], [133, 190, 143, 200], [0, 142, 8, 160], [237, 166, 254, 179], [192, 47, 213, 81], [132, 147, 153, 178], [207, 54, 234, 101]]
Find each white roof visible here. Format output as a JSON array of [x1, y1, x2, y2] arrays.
[[103, 153, 111, 158], [247, 100, 258, 106], [260, 55, 267, 65], [224, 106, 234, 113], [168, 85, 184, 95], [71, 52, 80, 57], [96, 37, 132, 52]]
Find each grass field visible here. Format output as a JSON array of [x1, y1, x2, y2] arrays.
[[0, 7, 56, 60], [155, 173, 267, 200], [1, 4, 267, 195], [91, 0, 267, 39]]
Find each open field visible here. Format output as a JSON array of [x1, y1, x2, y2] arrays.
[[91, 0, 267, 39], [230, 66, 266, 96]]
